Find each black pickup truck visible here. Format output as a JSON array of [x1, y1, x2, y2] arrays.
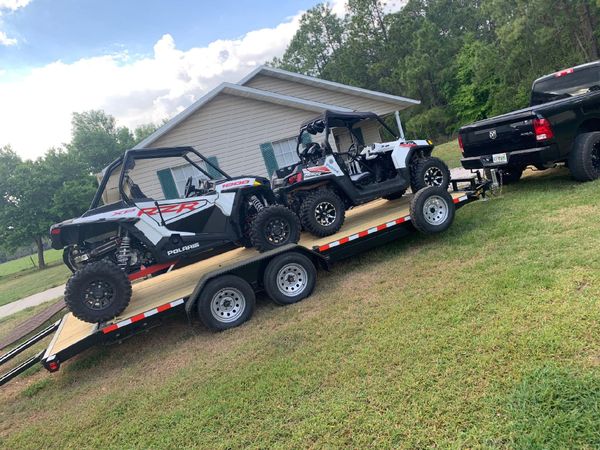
[[459, 61, 600, 183]]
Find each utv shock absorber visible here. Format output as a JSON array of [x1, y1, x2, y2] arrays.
[[249, 195, 264, 212], [117, 233, 131, 269]]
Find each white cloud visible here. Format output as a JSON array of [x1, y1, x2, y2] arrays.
[[0, 29, 15, 45], [0, 0, 31, 11], [0, 13, 301, 159]]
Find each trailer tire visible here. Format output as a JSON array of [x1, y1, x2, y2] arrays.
[[410, 157, 450, 192], [250, 205, 301, 252], [568, 132, 600, 181], [263, 252, 317, 306], [197, 275, 255, 331], [409, 187, 455, 234], [299, 189, 346, 237], [383, 189, 407, 201], [64, 260, 132, 323]]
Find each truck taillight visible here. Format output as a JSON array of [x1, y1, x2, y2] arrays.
[[533, 118, 554, 141], [458, 134, 464, 154], [554, 68, 574, 77]]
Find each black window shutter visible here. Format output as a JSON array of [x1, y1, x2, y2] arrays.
[[157, 168, 179, 199]]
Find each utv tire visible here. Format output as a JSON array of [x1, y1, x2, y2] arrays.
[[409, 187, 456, 234], [500, 166, 524, 184], [263, 252, 317, 306], [299, 189, 346, 237], [196, 275, 255, 331], [250, 205, 301, 252], [64, 260, 132, 323], [568, 132, 600, 181], [410, 157, 451, 192], [383, 189, 407, 201]]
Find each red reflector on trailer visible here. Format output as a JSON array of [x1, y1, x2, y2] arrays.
[[47, 361, 60, 372], [555, 68, 574, 77], [533, 118, 554, 141]]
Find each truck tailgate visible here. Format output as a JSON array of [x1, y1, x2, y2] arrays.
[[460, 110, 538, 156]]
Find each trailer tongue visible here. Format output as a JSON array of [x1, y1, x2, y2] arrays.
[[2, 178, 487, 387]]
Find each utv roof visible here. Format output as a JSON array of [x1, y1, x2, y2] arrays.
[[301, 110, 382, 129]]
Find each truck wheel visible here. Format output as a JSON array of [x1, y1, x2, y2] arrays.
[[64, 260, 132, 323], [409, 186, 456, 234], [383, 189, 407, 201], [568, 132, 600, 181], [250, 205, 301, 252], [196, 275, 255, 331], [501, 166, 524, 184], [263, 252, 317, 306], [299, 189, 345, 237], [410, 157, 450, 192]]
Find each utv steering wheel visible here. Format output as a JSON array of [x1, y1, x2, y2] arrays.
[[300, 142, 323, 163], [184, 176, 195, 198]]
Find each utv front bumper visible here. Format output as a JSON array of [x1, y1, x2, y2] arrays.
[[461, 144, 559, 170]]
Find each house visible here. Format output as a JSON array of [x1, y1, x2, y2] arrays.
[[111, 66, 419, 201]]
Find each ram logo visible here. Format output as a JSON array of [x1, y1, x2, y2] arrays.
[[489, 130, 497, 140]]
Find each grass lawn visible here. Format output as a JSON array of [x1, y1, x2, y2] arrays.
[[1, 167, 600, 448], [433, 139, 462, 168], [0, 261, 70, 307], [0, 249, 63, 277]]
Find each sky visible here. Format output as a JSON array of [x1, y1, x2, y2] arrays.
[[0, 0, 406, 160]]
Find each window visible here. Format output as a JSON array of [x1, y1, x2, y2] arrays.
[[272, 138, 300, 168], [170, 163, 209, 197]]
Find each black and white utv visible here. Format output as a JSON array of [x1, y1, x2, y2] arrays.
[[271, 110, 450, 237], [50, 147, 300, 323]]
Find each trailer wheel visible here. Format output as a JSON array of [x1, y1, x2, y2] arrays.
[[299, 189, 345, 237], [64, 260, 132, 323], [250, 205, 301, 252], [568, 132, 600, 181], [409, 186, 455, 234], [263, 252, 317, 306], [197, 275, 255, 331], [410, 157, 450, 192]]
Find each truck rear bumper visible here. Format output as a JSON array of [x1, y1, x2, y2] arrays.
[[461, 145, 558, 169]]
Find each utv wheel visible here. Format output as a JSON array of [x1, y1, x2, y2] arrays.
[[196, 275, 255, 331], [64, 260, 132, 323], [409, 187, 456, 234], [410, 157, 450, 192], [383, 189, 407, 201], [299, 189, 345, 237], [500, 166, 524, 184], [568, 132, 600, 181], [263, 252, 317, 306], [250, 205, 301, 252]]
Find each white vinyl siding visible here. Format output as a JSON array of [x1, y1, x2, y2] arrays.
[[244, 74, 402, 116], [272, 138, 300, 167]]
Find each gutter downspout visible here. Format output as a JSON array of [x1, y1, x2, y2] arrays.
[[395, 111, 405, 141]]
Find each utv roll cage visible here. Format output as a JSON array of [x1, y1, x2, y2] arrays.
[[91, 147, 231, 209], [296, 110, 399, 158]]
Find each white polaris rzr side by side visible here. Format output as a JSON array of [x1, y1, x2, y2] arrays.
[[50, 146, 300, 323], [271, 110, 451, 237]]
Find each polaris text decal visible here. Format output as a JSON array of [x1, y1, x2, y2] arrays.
[[167, 242, 201, 256]]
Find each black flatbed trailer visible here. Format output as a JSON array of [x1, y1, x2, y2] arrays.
[[1, 178, 487, 387]]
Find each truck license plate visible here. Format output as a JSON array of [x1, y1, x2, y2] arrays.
[[492, 153, 508, 164]]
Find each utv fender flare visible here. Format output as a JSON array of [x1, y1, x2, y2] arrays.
[[406, 145, 434, 165], [184, 244, 328, 319]]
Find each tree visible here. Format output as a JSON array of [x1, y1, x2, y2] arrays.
[[133, 123, 158, 144], [273, 3, 344, 77], [68, 110, 135, 174]]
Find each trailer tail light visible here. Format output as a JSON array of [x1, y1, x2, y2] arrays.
[[288, 172, 303, 184], [555, 68, 574, 77], [47, 360, 60, 372], [533, 118, 554, 141]]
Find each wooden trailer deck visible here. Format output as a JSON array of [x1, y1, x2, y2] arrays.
[[44, 191, 468, 359]]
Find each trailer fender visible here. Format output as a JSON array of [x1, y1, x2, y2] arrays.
[[184, 244, 328, 319]]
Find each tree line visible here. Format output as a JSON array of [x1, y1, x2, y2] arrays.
[[274, 0, 600, 139], [0, 111, 157, 268]]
